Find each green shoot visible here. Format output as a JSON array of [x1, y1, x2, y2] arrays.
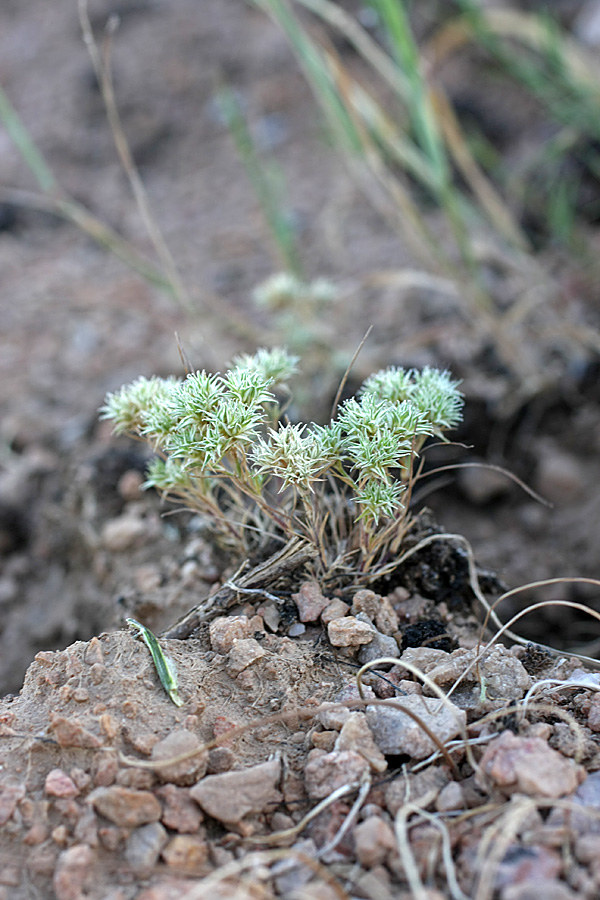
[[127, 617, 183, 707]]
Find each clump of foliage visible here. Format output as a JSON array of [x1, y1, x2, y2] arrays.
[[101, 348, 463, 583]]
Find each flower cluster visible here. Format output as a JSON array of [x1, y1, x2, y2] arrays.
[[101, 349, 463, 571]]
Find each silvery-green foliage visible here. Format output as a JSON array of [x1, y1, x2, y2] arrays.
[[232, 346, 299, 387], [251, 423, 330, 491], [101, 347, 463, 567], [100, 376, 178, 435], [355, 479, 406, 527]]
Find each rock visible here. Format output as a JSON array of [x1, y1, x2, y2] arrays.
[[478, 731, 585, 798], [327, 617, 375, 648], [190, 758, 282, 824], [226, 638, 266, 676], [358, 630, 400, 665], [425, 645, 531, 706], [150, 730, 208, 786], [45, 769, 79, 799], [312, 730, 337, 751], [272, 838, 317, 894], [353, 815, 396, 868], [321, 599, 350, 625], [162, 834, 209, 873], [304, 750, 370, 799], [334, 712, 387, 774], [547, 770, 600, 834], [352, 590, 380, 620], [207, 746, 236, 774], [89, 785, 162, 827], [501, 880, 579, 900], [366, 695, 466, 759], [494, 844, 562, 891], [375, 598, 400, 636], [0, 782, 26, 826], [53, 844, 94, 900], [125, 822, 169, 873], [117, 468, 144, 500], [399, 647, 450, 673], [292, 580, 329, 622], [49, 715, 102, 749], [209, 616, 253, 654], [101, 514, 150, 551], [157, 784, 203, 833], [385, 766, 450, 815], [435, 781, 464, 811], [316, 702, 351, 731]]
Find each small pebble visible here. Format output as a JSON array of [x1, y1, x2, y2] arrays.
[[209, 616, 253, 654], [190, 758, 282, 825], [354, 815, 396, 868], [327, 616, 374, 648], [44, 769, 79, 799], [478, 731, 585, 798], [125, 822, 168, 873], [150, 730, 208, 786], [304, 750, 370, 799], [53, 844, 94, 900], [292, 580, 329, 622], [89, 786, 161, 827]]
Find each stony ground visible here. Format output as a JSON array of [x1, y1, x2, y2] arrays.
[[4, 560, 600, 899]]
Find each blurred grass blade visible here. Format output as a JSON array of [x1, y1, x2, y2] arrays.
[[216, 82, 303, 277], [431, 88, 530, 251], [127, 618, 183, 707], [368, 0, 449, 191], [0, 84, 56, 192]]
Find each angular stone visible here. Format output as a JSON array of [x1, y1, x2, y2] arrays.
[[426, 645, 531, 705], [304, 750, 370, 800], [125, 823, 168, 873], [320, 599, 350, 625], [162, 834, 209, 873], [226, 638, 265, 677], [190, 759, 281, 824], [156, 784, 203, 833], [101, 515, 148, 551], [478, 731, 585, 798], [45, 769, 79, 799], [150, 730, 208, 786], [209, 616, 253, 655], [53, 844, 94, 900], [327, 617, 374, 648], [0, 782, 26, 826], [292, 581, 329, 623], [358, 631, 400, 666], [334, 712, 387, 773], [89, 786, 161, 827], [354, 816, 396, 868], [366, 695, 466, 759], [49, 715, 101, 749]]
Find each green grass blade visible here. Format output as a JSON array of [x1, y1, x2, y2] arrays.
[[127, 618, 183, 707]]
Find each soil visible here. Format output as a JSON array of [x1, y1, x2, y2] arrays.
[[2, 0, 600, 898]]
